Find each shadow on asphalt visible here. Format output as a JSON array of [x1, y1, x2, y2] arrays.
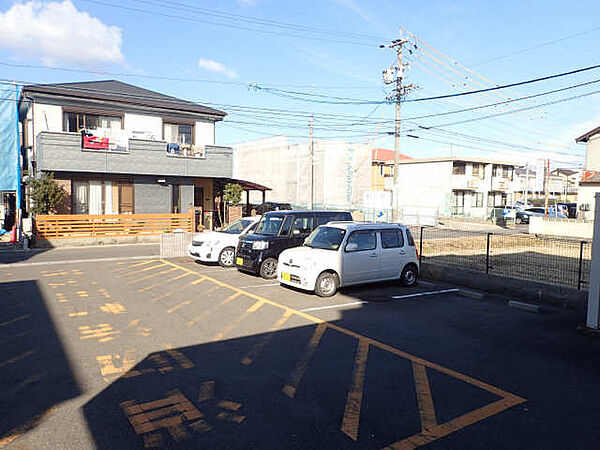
[[0, 247, 51, 264], [0, 280, 81, 441]]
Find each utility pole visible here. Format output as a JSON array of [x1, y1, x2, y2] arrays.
[[309, 114, 314, 210], [381, 31, 414, 222], [524, 163, 529, 205], [544, 159, 550, 216]]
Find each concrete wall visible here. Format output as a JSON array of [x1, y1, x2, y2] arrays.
[[37, 132, 233, 179], [529, 216, 593, 239]]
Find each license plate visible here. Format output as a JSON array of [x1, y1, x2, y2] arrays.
[[281, 272, 291, 281], [236, 257, 243, 266]]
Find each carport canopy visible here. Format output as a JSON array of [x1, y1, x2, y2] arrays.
[[215, 177, 271, 213]]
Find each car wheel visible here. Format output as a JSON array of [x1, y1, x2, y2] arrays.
[[218, 247, 236, 267], [259, 257, 278, 279], [400, 264, 418, 287], [315, 271, 339, 297]]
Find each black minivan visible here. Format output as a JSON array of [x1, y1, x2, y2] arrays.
[[236, 210, 352, 278]]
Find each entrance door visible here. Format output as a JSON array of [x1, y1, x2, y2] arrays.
[[194, 187, 204, 208], [342, 230, 379, 284]]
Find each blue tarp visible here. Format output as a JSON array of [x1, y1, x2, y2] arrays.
[[0, 83, 21, 192]]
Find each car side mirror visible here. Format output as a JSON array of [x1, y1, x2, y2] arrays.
[[247, 230, 254, 235], [292, 229, 300, 235], [346, 242, 358, 252]]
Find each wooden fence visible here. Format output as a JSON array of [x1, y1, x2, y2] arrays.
[[35, 213, 195, 239]]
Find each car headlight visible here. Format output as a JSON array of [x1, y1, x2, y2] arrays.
[[252, 241, 269, 250]]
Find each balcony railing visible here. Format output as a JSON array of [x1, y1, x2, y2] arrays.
[[36, 131, 232, 178]]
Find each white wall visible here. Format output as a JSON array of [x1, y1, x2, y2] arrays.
[[578, 184, 600, 221], [585, 134, 600, 171], [396, 162, 452, 213], [124, 113, 162, 139], [233, 137, 372, 209], [33, 103, 62, 134], [195, 120, 214, 146]]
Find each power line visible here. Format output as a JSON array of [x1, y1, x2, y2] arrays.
[[81, 0, 380, 47]]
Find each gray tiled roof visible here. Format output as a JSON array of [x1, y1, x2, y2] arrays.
[[23, 80, 226, 118]]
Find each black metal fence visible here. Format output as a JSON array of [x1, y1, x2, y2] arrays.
[[414, 227, 592, 290]]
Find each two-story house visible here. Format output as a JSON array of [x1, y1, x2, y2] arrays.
[[370, 148, 413, 191], [395, 157, 517, 218], [576, 125, 600, 220], [19, 80, 237, 225]]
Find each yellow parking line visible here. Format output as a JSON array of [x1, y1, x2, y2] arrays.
[[210, 299, 264, 342], [0, 315, 30, 327], [151, 278, 209, 302], [138, 272, 193, 293], [412, 362, 437, 431], [281, 323, 328, 398], [187, 292, 241, 326], [385, 396, 524, 450], [116, 262, 166, 278], [159, 259, 526, 444], [130, 259, 159, 268], [166, 300, 192, 314], [341, 340, 370, 441], [241, 310, 294, 366], [128, 267, 178, 284]]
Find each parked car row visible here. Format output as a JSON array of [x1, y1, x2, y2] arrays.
[[491, 203, 572, 224], [189, 210, 420, 297]]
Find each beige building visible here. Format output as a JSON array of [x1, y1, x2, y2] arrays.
[[395, 157, 518, 218], [370, 148, 413, 191], [576, 126, 600, 220]]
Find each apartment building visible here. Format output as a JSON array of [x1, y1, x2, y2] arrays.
[[19, 80, 236, 223], [396, 157, 517, 218]]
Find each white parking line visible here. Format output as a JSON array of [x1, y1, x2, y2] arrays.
[[301, 301, 368, 312], [391, 288, 460, 299], [237, 283, 280, 289]]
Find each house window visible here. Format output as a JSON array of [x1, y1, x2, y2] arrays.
[[163, 123, 194, 145], [502, 166, 511, 178], [452, 190, 465, 215], [452, 162, 466, 175], [72, 179, 133, 214], [487, 193, 495, 207], [472, 164, 484, 178], [64, 112, 122, 132], [475, 192, 483, 208]]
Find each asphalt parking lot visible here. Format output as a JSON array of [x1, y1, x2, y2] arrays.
[[1, 249, 600, 449]]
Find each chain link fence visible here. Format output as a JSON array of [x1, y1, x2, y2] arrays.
[[416, 227, 592, 290]]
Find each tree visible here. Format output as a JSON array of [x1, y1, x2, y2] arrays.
[[220, 183, 243, 225], [27, 172, 65, 214]]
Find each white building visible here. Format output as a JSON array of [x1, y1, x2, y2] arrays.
[[395, 157, 518, 219], [576, 126, 600, 220], [233, 136, 372, 210]]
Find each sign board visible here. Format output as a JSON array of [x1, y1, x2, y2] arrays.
[[363, 190, 392, 209]]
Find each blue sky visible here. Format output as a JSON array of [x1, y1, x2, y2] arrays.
[[1, 0, 599, 167]]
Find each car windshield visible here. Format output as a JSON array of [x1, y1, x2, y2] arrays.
[[220, 219, 253, 234], [304, 226, 346, 250], [255, 214, 285, 235]]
